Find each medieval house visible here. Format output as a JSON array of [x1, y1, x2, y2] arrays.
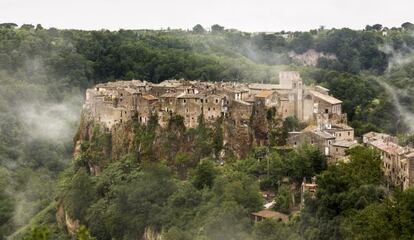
[[84, 71, 355, 158], [363, 132, 414, 190]]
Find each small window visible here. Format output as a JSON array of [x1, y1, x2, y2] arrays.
[[184, 99, 187, 103], [215, 99, 219, 103], [348, 132, 350, 136]]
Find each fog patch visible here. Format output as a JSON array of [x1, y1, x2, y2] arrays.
[[380, 44, 414, 70], [375, 79, 414, 132], [18, 94, 83, 143], [378, 34, 414, 132]]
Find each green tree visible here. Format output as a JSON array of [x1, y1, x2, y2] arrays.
[[23, 226, 49, 240], [76, 225, 96, 240], [192, 160, 218, 190], [274, 184, 292, 214], [211, 24, 225, 33], [253, 219, 300, 240], [192, 24, 206, 34]]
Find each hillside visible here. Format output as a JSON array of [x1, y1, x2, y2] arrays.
[[1, 23, 414, 240]]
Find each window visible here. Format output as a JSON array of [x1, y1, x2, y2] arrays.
[[325, 109, 329, 113], [184, 99, 186, 103], [348, 131, 350, 136], [336, 148, 338, 152], [215, 99, 219, 103]]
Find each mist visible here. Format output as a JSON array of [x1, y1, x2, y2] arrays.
[[378, 35, 414, 132], [18, 95, 82, 143]]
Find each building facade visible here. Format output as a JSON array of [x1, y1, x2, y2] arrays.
[[84, 72, 349, 133], [364, 132, 414, 190]]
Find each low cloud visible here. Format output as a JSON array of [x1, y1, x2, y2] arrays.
[[18, 95, 82, 143]]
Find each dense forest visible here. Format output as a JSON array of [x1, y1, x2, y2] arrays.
[[1, 22, 414, 239]]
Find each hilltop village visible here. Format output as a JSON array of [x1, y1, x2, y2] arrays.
[[83, 71, 414, 190]]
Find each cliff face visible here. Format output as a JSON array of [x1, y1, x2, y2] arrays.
[[73, 108, 271, 174]]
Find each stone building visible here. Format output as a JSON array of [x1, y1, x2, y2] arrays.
[[288, 123, 357, 161], [364, 132, 414, 190], [83, 72, 349, 136]]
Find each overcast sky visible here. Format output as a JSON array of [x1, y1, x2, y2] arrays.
[[1, 0, 413, 32]]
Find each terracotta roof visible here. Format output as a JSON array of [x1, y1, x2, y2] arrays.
[[310, 90, 342, 105], [369, 139, 405, 155], [251, 210, 289, 222], [256, 90, 274, 98], [142, 94, 158, 101], [363, 132, 392, 141]]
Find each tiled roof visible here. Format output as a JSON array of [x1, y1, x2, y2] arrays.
[[251, 210, 289, 222], [177, 94, 201, 99], [256, 90, 275, 98], [310, 90, 342, 105], [142, 94, 158, 101], [314, 131, 335, 139], [369, 139, 405, 155], [249, 83, 292, 90], [332, 140, 358, 148]]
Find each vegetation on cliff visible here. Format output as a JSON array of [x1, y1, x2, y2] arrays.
[[1, 22, 414, 239]]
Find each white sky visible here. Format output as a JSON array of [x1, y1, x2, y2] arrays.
[[1, 0, 413, 32]]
